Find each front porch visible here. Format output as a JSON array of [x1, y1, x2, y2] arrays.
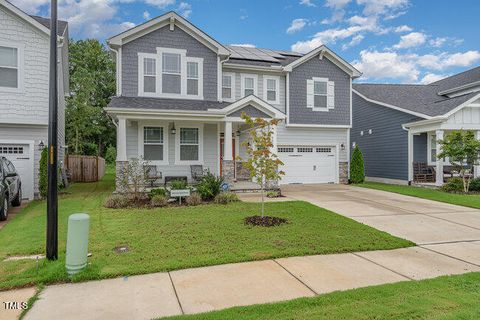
[[112, 96, 285, 191]]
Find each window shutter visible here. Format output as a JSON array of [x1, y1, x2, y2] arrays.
[[327, 80, 335, 109], [306, 79, 314, 108]]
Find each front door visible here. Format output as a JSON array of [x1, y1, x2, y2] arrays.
[[220, 138, 236, 177]]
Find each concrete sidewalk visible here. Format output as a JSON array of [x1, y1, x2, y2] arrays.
[[6, 185, 480, 319]]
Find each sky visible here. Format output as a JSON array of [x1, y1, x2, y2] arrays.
[[11, 0, 480, 84]]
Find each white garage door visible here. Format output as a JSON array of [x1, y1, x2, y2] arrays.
[[278, 146, 337, 184], [0, 144, 34, 200]]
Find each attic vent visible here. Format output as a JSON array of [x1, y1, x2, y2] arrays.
[[170, 17, 175, 31]]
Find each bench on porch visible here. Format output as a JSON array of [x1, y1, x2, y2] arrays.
[[413, 162, 435, 183]]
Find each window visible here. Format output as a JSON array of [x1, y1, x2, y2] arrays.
[[222, 74, 233, 100], [278, 147, 294, 153], [143, 127, 164, 161], [241, 74, 257, 97], [0, 146, 24, 154], [316, 147, 332, 153], [143, 58, 156, 93], [297, 147, 313, 153], [162, 52, 181, 94], [0, 46, 18, 88], [187, 61, 198, 95], [264, 76, 279, 104], [314, 80, 327, 109], [180, 128, 199, 161], [430, 134, 437, 163]]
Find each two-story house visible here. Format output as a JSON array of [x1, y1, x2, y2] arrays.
[[0, 0, 69, 199], [106, 12, 361, 189]]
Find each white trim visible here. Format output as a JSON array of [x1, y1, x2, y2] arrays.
[[138, 52, 159, 97], [438, 80, 480, 97], [217, 56, 222, 101], [435, 129, 444, 187], [407, 129, 413, 182], [263, 75, 280, 105], [108, 12, 230, 56], [346, 127, 351, 179], [286, 123, 351, 129], [117, 118, 127, 161], [221, 72, 236, 102], [175, 123, 204, 165], [208, 95, 285, 119], [283, 45, 361, 78], [307, 77, 331, 112], [349, 78, 353, 128], [353, 89, 432, 119], [240, 73, 258, 97], [138, 121, 169, 165], [217, 123, 221, 175], [286, 73, 290, 125], [186, 56, 204, 99], [0, 41, 24, 93], [0, 0, 52, 36], [443, 92, 480, 117], [0, 138, 35, 200], [366, 176, 409, 185]]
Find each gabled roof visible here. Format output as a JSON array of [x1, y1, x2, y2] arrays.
[[30, 15, 68, 36], [353, 65, 480, 117], [107, 96, 229, 112], [108, 11, 230, 56], [208, 95, 286, 119], [283, 45, 362, 78]]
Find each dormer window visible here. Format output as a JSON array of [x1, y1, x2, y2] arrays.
[[306, 77, 335, 111], [138, 47, 203, 99]]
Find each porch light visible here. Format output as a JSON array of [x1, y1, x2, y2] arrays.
[[236, 130, 241, 137], [38, 140, 45, 150], [341, 143, 345, 151], [171, 123, 176, 135]]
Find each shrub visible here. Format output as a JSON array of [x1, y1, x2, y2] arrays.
[[266, 190, 280, 198], [151, 195, 168, 207], [350, 145, 365, 184], [104, 194, 131, 208], [214, 192, 239, 204], [148, 188, 167, 199], [469, 177, 480, 192], [39, 148, 48, 198], [105, 146, 117, 164], [170, 179, 188, 190], [442, 177, 465, 193], [185, 193, 202, 206], [197, 172, 224, 200]]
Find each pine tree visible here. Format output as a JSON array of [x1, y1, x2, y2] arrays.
[[350, 145, 365, 184]]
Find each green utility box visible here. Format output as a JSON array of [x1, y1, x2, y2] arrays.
[[65, 213, 90, 276]]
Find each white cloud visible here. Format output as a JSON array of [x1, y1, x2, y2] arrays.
[[357, 0, 409, 16], [325, 0, 351, 9], [393, 32, 426, 49], [143, 10, 151, 20], [342, 34, 364, 50], [287, 18, 308, 34], [394, 25, 412, 33], [9, 0, 49, 14], [299, 0, 316, 7], [230, 43, 256, 48], [353, 49, 480, 82], [144, 0, 174, 8], [178, 2, 192, 18], [420, 73, 446, 84]]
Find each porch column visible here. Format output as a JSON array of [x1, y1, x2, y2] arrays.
[[407, 129, 413, 183], [435, 130, 444, 186], [223, 121, 233, 160], [117, 117, 127, 161], [475, 131, 480, 178]]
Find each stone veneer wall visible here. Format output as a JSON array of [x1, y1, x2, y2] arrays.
[[235, 162, 251, 181], [222, 160, 235, 184], [339, 162, 348, 184]]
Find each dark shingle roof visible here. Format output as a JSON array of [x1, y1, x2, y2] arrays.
[[30, 15, 68, 36], [107, 96, 230, 111], [354, 66, 480, 117]]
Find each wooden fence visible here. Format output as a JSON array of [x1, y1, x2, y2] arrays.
[[66, 155, 106, 182]]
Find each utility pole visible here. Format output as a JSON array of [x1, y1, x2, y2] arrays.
[[46, 0, 58, 260]]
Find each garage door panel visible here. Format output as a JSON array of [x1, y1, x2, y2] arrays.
[[279, 146, 337, 185], [0, 143, 34, 200]]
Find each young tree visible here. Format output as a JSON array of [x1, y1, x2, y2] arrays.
[[438, 130, 480, 193], [238, 113, 284, 217], [350, 145, 365, 184], [66, 39, 116, 156], [118, 157, 150, 202]]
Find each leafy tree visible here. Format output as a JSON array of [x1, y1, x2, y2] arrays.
[[438, 130, 480, 193], [105, 145, 117, 164], [238, 113, 284, 217], [66, 39, 116, 156], [350, 145, 365, 184], [39, 148, 48, 198]]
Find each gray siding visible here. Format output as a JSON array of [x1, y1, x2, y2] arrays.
[[351, 93, 423, 181], [122, 25, 218, 100], [229, 105, 270, 118], [126, 122, 218, 181], [414, 133, 428, 163], [289, 56, 350, 125]]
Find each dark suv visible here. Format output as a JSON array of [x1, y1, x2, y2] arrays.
[[0, 157, 22, 221]]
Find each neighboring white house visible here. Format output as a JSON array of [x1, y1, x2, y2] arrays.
[[0, 0, 69, 199]]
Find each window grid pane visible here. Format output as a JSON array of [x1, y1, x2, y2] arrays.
[[267, 79, 276, 90], [144, 127, 163, 144], [144, 145, 163, 161], [222, 75, 231, 88], [180, 128, 199, 144], [0, 46, 17, 68], [314, 81, 327, 95], [187, 62, 198, 79], [180, 145, 199, 161], [267, 90, 276, 101], [162, 53, 181, 74], [222, 87, 231, 99], [143, 58, 156, 75], [245, 77, 254, 89], [0, 68, 18, 88]]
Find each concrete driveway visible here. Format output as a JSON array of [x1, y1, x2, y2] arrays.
[[282, 184, 480, 245]]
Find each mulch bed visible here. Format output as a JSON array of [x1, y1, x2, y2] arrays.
[[244, 215, 289, 227]]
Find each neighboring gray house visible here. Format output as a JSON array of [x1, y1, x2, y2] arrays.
[[352, 66, 480, 186], [0, 0, 69, 199], [106, 12, 361, 189]]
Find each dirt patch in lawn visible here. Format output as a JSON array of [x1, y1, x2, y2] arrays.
[[244, 216, 289, 227]]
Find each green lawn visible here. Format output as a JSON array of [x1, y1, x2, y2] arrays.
[[357, 182, 480, 209], [165, 272, 480, 320], [0, 170, 412, 290]]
